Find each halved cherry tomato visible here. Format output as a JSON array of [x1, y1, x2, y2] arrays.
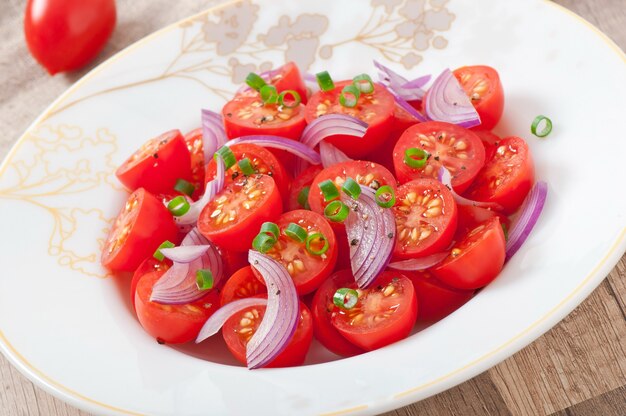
[[266, 61, 308, 104], [464, 136, 534, 214], [252, 210, 338, 295], [205, 143, 290, 198], [404, 270, 474, 322], [222, 299, 313, 368], [134, 267, 219, 344], [101, 188, 179, 272], [183, 128, 206, 199], [331, 271, 417, 351], [130, 257, 170, 308], [392, 178, 458, 259], [198, 174, 282, 252], [115, 130, 193, 195], [286, 165, 323, 211], [305, 80, 395, 158], [453, 65, 504, 131], [220, 266, 267, 306], [431, 217, 506, 290], [218, 249, 250, 278], [393, 121, 485, 193], [456, 204, 510, 237], [473, 130, 501, 162], [311, 270, 365, 357]]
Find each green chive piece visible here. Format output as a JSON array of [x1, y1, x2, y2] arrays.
[[252, 233, 277, 253], [531, 115, 552, 138], [260, 84, 279, 104], [259, 222, 280, 239], [501, 223, 509, 241], [174, 178, 195, 197], [153, 240, 175, 261], [196, 269, 214, 290], [238, 158, 255, 176], [341, 177, 361, 200], [284, 223, 307, 243], [278, 90, 301, 108], [375, 185, 396, 208], [246, 72, 267, 91], [316, 70, 335, 91], [306, 232, 329, 256], [339, 84, 361, 108], [215, 146, 236, 169], [324, 200, 349, 222], [318, 179, 340, 202], [352, 73, 374, 94], [297, 186, 311, 210], [167, 196, 191, 216], [333, 288, 359, 310], [404, 147, 430, 169]]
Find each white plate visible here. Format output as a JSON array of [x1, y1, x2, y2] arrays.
[[1, 1, 624, 415]]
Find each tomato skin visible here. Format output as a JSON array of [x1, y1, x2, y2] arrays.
[[305, 81, 395, 158], [130, 257, 170, 309], [473, 130, 501, 163], [456, 204, 510, 236], [134, 269, 220, 344], [115, 130, 193, 195], [220, 266, 267, 306], [431, 217, 506, 290], [269, 61, 308, 104], [183, 128, 206, 199], [286, 165, 323, 211], [453, 66, 504, 131], [405, 270, 474, 322], [101, 188, 179, 272], [24, 0, 116, 74], [311, 270, 366, 357]]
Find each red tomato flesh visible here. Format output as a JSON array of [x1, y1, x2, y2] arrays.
[[183, 128, 206, 199], [454, 65, 504, 131], [286, 165, 323, 211], [405, 270, 474, 322], [220, 266, 267, 306]]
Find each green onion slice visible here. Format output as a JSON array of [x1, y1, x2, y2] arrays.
[[167, 196, 191, 216], [278, 90, 301, 108], [238, 158, 255, 176], [324, 200, 349, 222], [531, 115, 552, 137], [284, 223, 307, 242], [215, 146, 236, 169], [341, 177, 361, 200], [259, 222, 280, 239], [252, 233, 277, 253], [375, 185, 396, 208], [297, 186, 310, 210], [339, 84, 361, 108], [260, 84, 278, 104], [174, 178, 195, 197], [196, 269, 214, 290], [316, 70, 335, 91], [353, 73, 374, 94], [318, 179, 340, 202], [306, 232, 329, 256], [404, 148, 430, 169], [246, 72, 267, 91], [153, 240, 175, 261], [333, 288, 359, 310]]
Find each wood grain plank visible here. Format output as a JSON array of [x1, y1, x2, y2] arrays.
[[549, 385, 626, 416]]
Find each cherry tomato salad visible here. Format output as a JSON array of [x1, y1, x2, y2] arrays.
[[102, 61, 549, 368]]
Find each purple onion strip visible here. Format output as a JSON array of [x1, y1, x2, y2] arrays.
[[505, 181, 548, 260], [196, 298, 269, 343]]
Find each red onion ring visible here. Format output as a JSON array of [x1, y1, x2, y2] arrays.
[[388, 252, 449, 271], [424, 68, 481, 128], [195, 297, 268, 343], [438, 167, 502, 210], [319, 141, 352, 167], [159, 245, 211, 263], [374, 60, 428, 101], [505, 181, 548, 260], [175, 155, 225, 226], [227, 135, 321, 165], [201, 109, 227, 161], [246, 250, 299, 369]]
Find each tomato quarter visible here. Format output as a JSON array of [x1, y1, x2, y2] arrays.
[[454, 65, 504, 131], [220, 266, 267, 306], [405, 270, 474, 322], [286, 165, 323, 211], [130, 257, 170, 309]]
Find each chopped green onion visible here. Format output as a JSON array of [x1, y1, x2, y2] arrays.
[[284, 223, 307, 242], [339, 84, 361, 108], [252, 233, 277, 253], [196, 269, 214, 290], [278, 90, 301, 108], [316, 70, 335, 91], [259, 222, 280, 239], [404, 148, 430, 169], [260, 84, 278, 104], [352, 73, 374, 94], [318, 179, 340, 202], [501, 223, 509, 241], [167, 196, 190, 216], [341, 177, 361, 200], [297, 186, 310, 210], [246, 72, 267, 91], [215, 146, 236, 169], [153, 240, 175, 261], [238, 158, 255, 176], [531, 115, 552, 137], [333, 288, 359, 310], [174, 178, 195, 197], [375, 185, 396, 208], [324, 200, 349, 222], [306, 232, 329, 256]]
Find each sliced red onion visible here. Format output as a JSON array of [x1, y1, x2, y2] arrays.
[[438, 167, 502, 210], [392, 93, 429, 122], [227, 135, 321, 165], [403, 74, 431, 89], [374, 60, 427, 101], [342, 186, 396, 288], [388, 252, 449, 271], [505, 181, 548, 261], [246, 250, 299, 369], [159, 245, 211, 263], [175, 155, 225, 226], [201, 109, 227, 160], [303, 72, 317, 83], [196, 297, 268, 343], [319, 141, 352, 167], [424, 68, 481, 128]]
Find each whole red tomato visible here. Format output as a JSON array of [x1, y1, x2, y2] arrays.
[[24, 0, 116, 74]]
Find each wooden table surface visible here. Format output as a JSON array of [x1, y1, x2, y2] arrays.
[[1, 1, 624, 415]]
